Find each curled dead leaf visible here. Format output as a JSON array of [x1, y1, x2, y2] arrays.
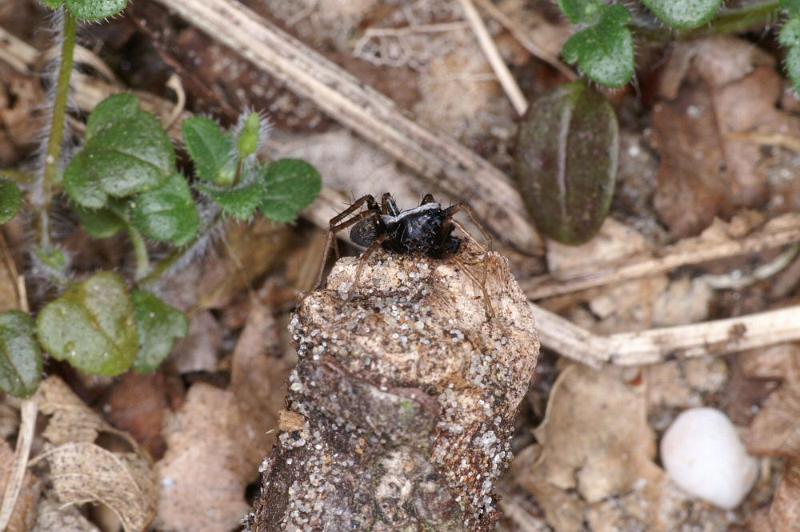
[[41, 443, 156, 532], [529, 365, 661, 503]]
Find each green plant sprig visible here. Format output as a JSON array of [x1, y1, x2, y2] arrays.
[[557, 1, 797, 92], [0, 0, 323, 398]]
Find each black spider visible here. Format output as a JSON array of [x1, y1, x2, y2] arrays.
[[315, 193, 494, 315]]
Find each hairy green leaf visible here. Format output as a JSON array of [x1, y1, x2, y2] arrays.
[[65, 0, 127, 21], [74, 206, 125, 239], [785, 43, 800, 94], [64, 94, 176, 208], [39, 0, 64, 8], [514, 82, 618, 245], [642, 0, 722, 29], [198, 179, 265, 221], [36, 272, 138, 376], [260, 159, 322, 223], [562, 5, 634, 88], [0, 179, 22, 224], [558, 0, 604, 24], [781, 17, 800, 47], [35, 246, 69, 277], [182, 116, 236, 185], [130, 173, 199, 246], [131, 290, 187, 373], [784, 0, 800, 17], [0, 311, 43, 398]]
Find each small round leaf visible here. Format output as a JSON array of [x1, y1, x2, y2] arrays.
[[562, 5, 634, 89], [0, 311, 43, 398], [65, 0, 127, 22], [642, 0, 722, 29], [515, 82, 619, 245], [36, 272, 138, 376], [130, 173, 199, 246], [198, 178, 266, 221], [131, 290, 188, 373], [260, 159, 322, 223], [182, 116, 236, 185], [74, 206, 125, 239]]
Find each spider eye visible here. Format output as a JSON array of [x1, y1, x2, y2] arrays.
[[350, 219, 377, 247]]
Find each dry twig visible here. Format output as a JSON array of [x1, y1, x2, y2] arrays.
[[457, 0, 527, 115], [521, 213, 800, 299]]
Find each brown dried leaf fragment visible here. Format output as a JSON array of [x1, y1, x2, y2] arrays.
[[32, 496, 100, 532], [35, 376, 134, 447], [653, 37, 800, 237], [254, 244, 539, 531], [530, 365, 661, 503], [156, 383, 250, 532], [42, 443, 156, 532], [770, 460, 800, 529]]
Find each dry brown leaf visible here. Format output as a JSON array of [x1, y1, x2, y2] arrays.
[[169, 311, 222, 374], [769, 460, 800, 530], [42, 442, 156, 532], [530, 365, 661, 503], [747, 382, 800, 457], [0, 233, 20, 313], [104, 373, 168, 459], [156, 383, 250, 532], [32, 496, 100, 532], [230, 302, 291, 476], [512, 445, 585, 532], [653, 37, 800, 237], [35, 376, 133, 446], [0, 439, 40, 532]]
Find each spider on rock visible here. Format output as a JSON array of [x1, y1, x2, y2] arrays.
[[315, 192, 495, 317]]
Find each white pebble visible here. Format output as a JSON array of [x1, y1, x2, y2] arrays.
[[660, 407, 757, 509]]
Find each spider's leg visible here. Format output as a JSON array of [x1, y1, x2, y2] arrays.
[[381, 193, 400, 216], [452, 254, 495, 320], [444, 202, 493, 252], [314, 195, 381, 290], [349, 233, 388, 299], [420, 193, 435, 205]]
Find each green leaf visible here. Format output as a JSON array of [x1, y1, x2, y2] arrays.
[[558, 0, 605, 24], [237, 112, 263, 159], [781, 17, 800, 47], [64, 94, 176, 208], [130, 173, 199, 246], [785, 44, 800, 94], [39, 0, 64, 8], [784, 0, 800, 17], [0, 311, 43, 398], [198, 179, 265, 221], [182, 117, 236, 185], [642, 0, 722, 29], [131, 290, 187, 373], [74, 206, 125, 239], [260, 159, 322, 223], [36, 272, 138, 376], [65, 0, 127, 22], [562, 5, 634, 88], [514, 82, 618, 245], [0, 179, 22, 224]]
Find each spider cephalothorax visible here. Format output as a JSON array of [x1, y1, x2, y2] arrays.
[[315, 193, 494, 316]]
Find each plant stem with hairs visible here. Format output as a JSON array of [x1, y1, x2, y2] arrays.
[[35, 10, 77, 250]]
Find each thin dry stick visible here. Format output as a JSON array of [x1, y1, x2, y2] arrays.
[[521, 213, 800, 299], [472, 0, 576, 81], [150, 0, 542, 254], [0, 277, 38, 532], [457, 0, 528, 115], [530, 302, 800, 366]]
